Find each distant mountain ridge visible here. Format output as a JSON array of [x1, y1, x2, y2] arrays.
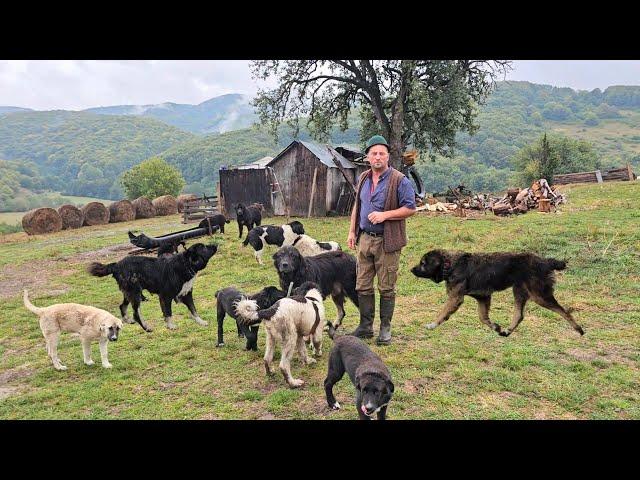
[[0, 106, 33, 115], [83, 93, 257, 134]]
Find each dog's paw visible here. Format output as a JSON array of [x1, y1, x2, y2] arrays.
[[288, 378, 305, 388], [166, 322, 178, 330], [195, 317, 208, 327], [84, 359, 95, 366], [305, 357, 317, 365], [426, 322, 438, 330], [123, 316, 135, 324], [498, 329, 510, 337], [102, 362, 113, 369], [331, 401, 341, 410], [216, 342, 225, 347], [55, 364, 68, 371]]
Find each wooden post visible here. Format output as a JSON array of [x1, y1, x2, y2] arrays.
[[539, 198, 551, 213], [308, 166, 318, 218], [628, 163, 635, 181]]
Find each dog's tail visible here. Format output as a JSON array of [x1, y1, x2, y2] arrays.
[[23, 289, 44, 315], [546, 258, 567, 271], [87, 262, 118, 277], [234, 298, 279, 326], [242, 233, 251, 247]]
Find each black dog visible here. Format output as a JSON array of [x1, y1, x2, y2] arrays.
[[236, 203, 262, 239], [214, 286, 286, 350], [88, 243, 218, 332], [157, 240, 185, 258], [199, 214, 230, 234], [324, 334, 394, 420], [242, 221, 305, 264], [410, 249, 585, 337], [273, 246, 359, 329]]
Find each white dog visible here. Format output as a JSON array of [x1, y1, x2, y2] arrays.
[[23, 289, 123, 370], [234, 281, 325, 388], [291, 234, 341, 257]]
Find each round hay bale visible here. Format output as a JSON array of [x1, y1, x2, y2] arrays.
[[81, 202, 110, 226], [22, 208, 63, 235], [177, 193, 198, 213], [57, 204, 84, 230], [152, 195, 178, 216], [132, 197, 156, 219], [108, 200, 135, 223]]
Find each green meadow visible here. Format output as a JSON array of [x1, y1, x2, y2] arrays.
[[0, 181, 638, 419]]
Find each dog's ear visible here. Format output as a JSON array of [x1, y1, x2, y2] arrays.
[[387, 380, 395, 394]]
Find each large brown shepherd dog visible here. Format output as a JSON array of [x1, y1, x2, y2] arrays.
[[411, 250, 584, 337]]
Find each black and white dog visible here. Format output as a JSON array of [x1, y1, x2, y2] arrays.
[[324, 333, 394, 420], [273, 246, 359, 329], [214, 285, 286, 350], [88, 243, 218, 332], [236, 203, 262, 239], [242, 221, 305, 265]]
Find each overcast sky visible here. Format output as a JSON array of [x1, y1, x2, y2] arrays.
[[1, 60, 639, 111]]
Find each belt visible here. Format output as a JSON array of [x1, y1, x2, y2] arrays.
[[362, 230, 383, 237]]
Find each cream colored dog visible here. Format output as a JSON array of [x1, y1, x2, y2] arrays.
[[23, 289, 123, 370], [291, 234, 341, 257], [234, 282, 325, 388]]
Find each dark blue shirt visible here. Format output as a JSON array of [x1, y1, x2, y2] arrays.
[[359, 168, 416, 234]]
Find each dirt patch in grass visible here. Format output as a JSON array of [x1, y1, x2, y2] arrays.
[[69, 243, 138, 263], [0, 364, 35, 399], [0, 260, 74, 300]]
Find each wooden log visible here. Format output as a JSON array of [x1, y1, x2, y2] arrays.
[[538, 198, 551, 213], [307, 166, 318, 218], [22, 208, 63, 235]]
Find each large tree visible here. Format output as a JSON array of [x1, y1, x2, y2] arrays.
[[250, 60, 511, 169]]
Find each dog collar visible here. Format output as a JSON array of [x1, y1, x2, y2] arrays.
[[293, 235, 303, 246], [287, 282, 294, 297]]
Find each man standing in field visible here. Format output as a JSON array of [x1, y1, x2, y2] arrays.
[[347, 135, 416, 345]]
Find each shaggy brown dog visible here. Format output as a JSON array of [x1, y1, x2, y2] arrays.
[[410, 250, 584, 337]]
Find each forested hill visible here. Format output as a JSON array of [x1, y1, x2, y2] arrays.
[[1, 81, 639, 211], [0, 111, 195, 200], [84, 93, 256, 134]]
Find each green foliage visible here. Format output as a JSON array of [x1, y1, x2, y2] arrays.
[[512, 133, 600, 184], [120, 157, 186, 199], [542, 102, 573, 121], [0, 111, 194, 199], [584, 112, 599, 126], [595, 103, 622, 119]]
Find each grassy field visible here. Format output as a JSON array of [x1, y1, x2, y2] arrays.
[[0, 181, 638, 419]]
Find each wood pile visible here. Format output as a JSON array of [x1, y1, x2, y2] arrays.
[[491, 179, 565, 216]]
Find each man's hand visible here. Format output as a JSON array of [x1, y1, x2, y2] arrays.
[[367, 211, 388, 225], [347, 231, 357, 250]]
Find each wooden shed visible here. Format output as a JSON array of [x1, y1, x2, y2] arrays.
[[267, 140, 368, 217], [219, 156, 274, 218]]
